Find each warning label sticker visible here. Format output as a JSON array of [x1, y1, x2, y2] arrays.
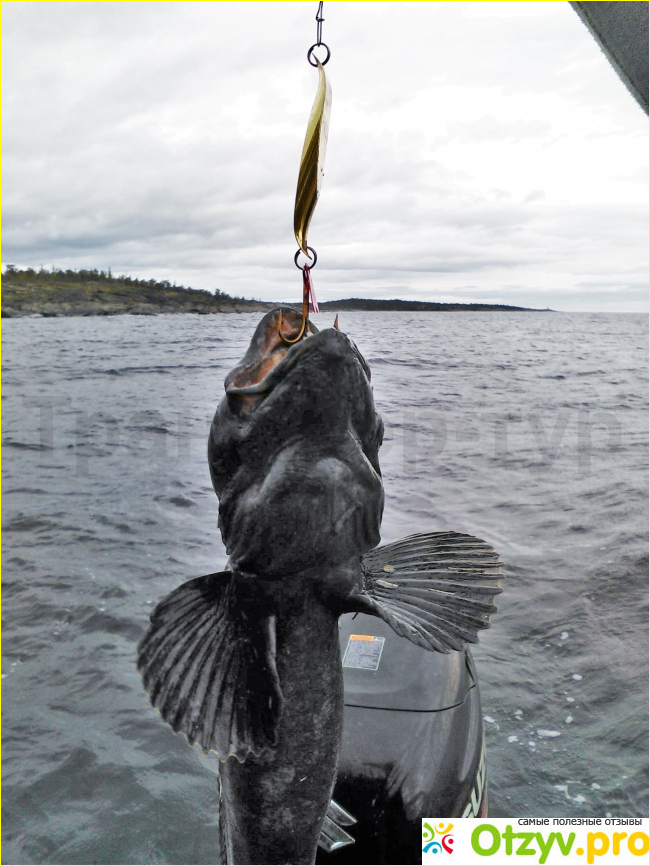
[[342, 634, 385, 671]]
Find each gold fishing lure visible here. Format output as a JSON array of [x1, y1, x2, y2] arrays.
[[281, 2, 332, 345], [294, 59, 332, 257]]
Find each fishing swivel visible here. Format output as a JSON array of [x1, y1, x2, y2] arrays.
[[307, 1, 331, 67]]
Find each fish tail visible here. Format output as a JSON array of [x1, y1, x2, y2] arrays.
[[137, 572, 283, 761], [357, 531, 504, 653]]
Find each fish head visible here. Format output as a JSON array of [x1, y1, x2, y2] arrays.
[[209, 307, 384, 586]]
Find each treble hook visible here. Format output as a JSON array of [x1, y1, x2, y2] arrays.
[[280, 248, 318, 344], [279, 270, 310, 344]]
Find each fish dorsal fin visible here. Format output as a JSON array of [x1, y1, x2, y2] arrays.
[[358, 532, 504, 653], [137, 572, 283, 761]]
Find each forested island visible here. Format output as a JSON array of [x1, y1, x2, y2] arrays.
[[1, 267, 274, 317], [1, 267, 536, 317]]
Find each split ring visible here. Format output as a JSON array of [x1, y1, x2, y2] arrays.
[[294, 247, 317, 269], [307, 43, 331, 67]]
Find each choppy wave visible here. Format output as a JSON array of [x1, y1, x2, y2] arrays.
[[2, 311, 648, 863]]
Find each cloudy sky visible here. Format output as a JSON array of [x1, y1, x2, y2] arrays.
[[2, 1, 647, 311]]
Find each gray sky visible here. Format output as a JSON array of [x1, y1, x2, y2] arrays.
[[2, 1, 647, 311]]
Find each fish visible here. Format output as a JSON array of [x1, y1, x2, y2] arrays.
[[137, 307, 503, 864]]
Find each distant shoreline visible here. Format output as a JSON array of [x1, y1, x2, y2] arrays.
[[318, 298, 540, 312], [1, 267, 544, 317]]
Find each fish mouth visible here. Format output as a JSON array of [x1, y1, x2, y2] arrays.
[[224, 307, 319, 398], [225, 307, 370, 400]]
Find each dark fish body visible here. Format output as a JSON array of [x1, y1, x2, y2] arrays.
[[138, 308, 503, 864], [208, 308, 385, 862]]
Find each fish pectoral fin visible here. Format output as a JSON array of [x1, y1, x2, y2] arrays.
[[357, 532, 504, 653], [137, 572, 283, 761]]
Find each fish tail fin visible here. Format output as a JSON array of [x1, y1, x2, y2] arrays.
[[137, 572, 282, 761], [358, 532, 504, 653]]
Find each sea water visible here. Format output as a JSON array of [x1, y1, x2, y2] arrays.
[[2, 311, 647, 864]]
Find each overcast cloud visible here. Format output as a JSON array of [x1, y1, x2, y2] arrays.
[[2, 1, 647, 311]]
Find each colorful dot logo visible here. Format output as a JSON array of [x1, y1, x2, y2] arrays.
[[423, 822, 454, 855]]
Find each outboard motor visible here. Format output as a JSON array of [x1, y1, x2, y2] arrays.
[[317, 612, 488, 864]]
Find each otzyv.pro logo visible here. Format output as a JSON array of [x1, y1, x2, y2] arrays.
[[422, 818, 649, 866], [422, 822, 454, 855]]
